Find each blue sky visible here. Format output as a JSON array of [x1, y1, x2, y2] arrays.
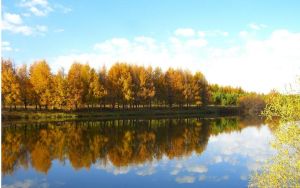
[[2, 0, 300, 92]]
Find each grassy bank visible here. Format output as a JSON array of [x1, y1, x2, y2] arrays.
[[2, 106, 241, 123]]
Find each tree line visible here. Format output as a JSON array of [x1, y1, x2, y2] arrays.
[[2, 59, 250, 110]]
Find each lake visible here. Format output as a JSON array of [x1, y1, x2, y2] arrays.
[[2, 117, 275, 188]]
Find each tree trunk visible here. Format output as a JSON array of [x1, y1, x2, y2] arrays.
[[112, 102, 115, 109]]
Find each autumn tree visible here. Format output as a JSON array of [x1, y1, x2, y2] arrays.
[[133, 66, 155, 108], [250, 86, 300, 188], [30, 60, 53, 109], [164, 68, 185, 107], [182, 70, 194, 108], [98, 65, 109, 108], [67, 63, 85, 109], [153, 67, 167, 107], [87, 68, 106, 107], [1, 59, 21, 109], [121, 64, 134, 108], [52, 68, 68, 109], [193, 72, 209, 107], [80, 64, 91, 105], [108, 63, 134, 108], [238, 94, 266, 115], [17, 64, 33, 109]]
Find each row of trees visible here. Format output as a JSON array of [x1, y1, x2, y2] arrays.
[[2, 59, 249, 110]]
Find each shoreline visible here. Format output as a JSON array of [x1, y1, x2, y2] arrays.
[[2, 106, 241, 124]]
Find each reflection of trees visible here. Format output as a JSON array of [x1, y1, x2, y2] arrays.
[[2, 117, 262, 175]]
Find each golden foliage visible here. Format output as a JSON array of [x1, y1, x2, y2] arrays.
[[250, 85, 300, 188]]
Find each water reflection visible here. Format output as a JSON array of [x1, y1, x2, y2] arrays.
[[2, 117, 275, 187], [2, 117, 260, 175]]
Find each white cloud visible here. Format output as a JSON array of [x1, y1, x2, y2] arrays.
[[54, 28, 64, 33], [186, 165, 208, 173], [239, 30, 248, 37], [3, 13, 23, 25], [20, 0, 53, 16], [2, 41, 13, 52], [1, 41, 18, 52], [2, 12, 47, 36], [52, 29, 300, 93], [223, 31, 229, 36], [186, 39, 208, 48], [249, 23, 267, 30], [134, 36, 156, 49], [94, 38, 130, 52], [198, 30, 229, 37], [53, 4, 72, 14], [1, 13, 33, 35], [2, 17, 33, 36], [175, 176, 195, 184], [36, 25, 48, 32], [175, 28, 195, 37], [198, 31, 206, 37], [22, 13, 31, 17]]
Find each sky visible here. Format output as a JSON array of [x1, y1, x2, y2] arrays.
[[2, 0, 300, 93]]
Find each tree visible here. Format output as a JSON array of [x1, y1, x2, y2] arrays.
[[67, 63, 85, 109], [87, 68, 106, 107], [182, 70, 194, 108], [1, 59, 21, 109], [192, 72, 209, 107], [136, 66, 155, 108], [30, 60, 53, 109], [121, 65, 134, 108], [238, 94, 266, 115], [164, 68, 185, 107], [17, 64, 33, 109], [153, 67, 166, 107], [108, 63, 134, 108], [80, 64, 91, 105], [210, 84, 244, 106], [250, 85, 300, 187], [98, 65, 109, 108], [52, 68, 67, 109]]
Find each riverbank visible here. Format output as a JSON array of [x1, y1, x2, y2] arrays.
[[2, 106, 241, 123]]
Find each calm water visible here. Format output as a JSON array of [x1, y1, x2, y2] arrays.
[[2, 117, 275, 188]]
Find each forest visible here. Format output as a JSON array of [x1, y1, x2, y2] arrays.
[[1, 59, 263, 111]]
